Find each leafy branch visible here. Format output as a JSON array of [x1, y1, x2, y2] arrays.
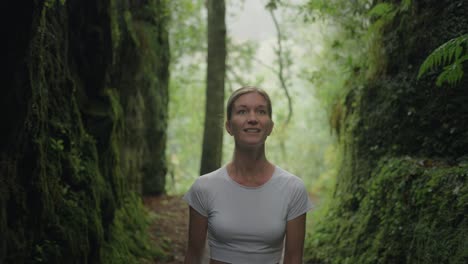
[[266, 1, 293, 126], [367, 0, 412, 35], [417, 34, 468, 86]]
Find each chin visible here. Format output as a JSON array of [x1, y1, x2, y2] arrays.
[[238, 141, 266, 148]]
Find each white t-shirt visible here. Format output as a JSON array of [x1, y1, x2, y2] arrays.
[[183, 165, 313, 264]]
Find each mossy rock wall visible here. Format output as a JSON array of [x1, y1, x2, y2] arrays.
[[306, 0, 468, 263], [0, 0, 169, 263]]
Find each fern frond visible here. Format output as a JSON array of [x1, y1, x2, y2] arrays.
[[368, 3, 395, 19], [401, 0, 412, 11], [367, 3, 397, 35], [418, 34, 468, 79], [436, 62, 464, 86]]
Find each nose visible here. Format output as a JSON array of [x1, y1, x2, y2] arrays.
[[247, 112, 258, 124]]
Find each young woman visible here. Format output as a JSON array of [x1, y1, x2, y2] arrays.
[[183, 86, 313, 264]]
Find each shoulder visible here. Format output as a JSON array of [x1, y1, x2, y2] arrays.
[[192, 166, 227, 190], [274, 166, 306, 188], [183, 166, 227, 211], [275, 167, 313, 218]]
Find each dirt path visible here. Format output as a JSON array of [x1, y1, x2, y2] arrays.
[[144, 195, 189, 264]]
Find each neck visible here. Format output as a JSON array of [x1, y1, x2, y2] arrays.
[[232, 144, 268, 169], [227, 144, 274, 186]]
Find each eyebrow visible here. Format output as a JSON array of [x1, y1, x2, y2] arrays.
[[235, 104, 267, 108]]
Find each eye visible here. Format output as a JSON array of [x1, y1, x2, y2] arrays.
[[258, 109, 267, 115], [237, 109, 247, 115]]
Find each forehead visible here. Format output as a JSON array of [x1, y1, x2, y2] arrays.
[[233, 92, 268, 107]]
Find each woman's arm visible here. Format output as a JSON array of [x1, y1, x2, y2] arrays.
[[283, 213, 307, 264], [184, 206, 208, 264]]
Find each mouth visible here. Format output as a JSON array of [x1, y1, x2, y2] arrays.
[[243, 128, 261, 133]]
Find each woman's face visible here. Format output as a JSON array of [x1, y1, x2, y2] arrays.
[[225, 92, 274, 147]]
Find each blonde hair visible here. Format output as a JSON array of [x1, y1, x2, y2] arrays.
[[226, 86, 272, 120]]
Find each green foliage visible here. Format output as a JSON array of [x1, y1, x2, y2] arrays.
[[226, 38, 259, 91], [367, 0, 412, 30], [295, 0, 371, 115], [167, 0, 206, 64], [101, 194, 163, 263], [301, 0, 374, 25], [49, 138, 64, 152], [44, 0, 66, 8], [165, 0, 206, 193], [368, 2, 397, 33], [295, 0, 415, 115], [299, 1, 468, 264], [368, 2, 395, 18], [401, 0, 412, 11], [417, 34, 468, 86], [165, 0, 206, 191], [302, 0, 347, 20], [166, 71, 206, 193], [305, 157, 468, 264]]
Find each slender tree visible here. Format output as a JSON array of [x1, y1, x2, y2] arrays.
[[200, 0, 226, 175], [267, 1, 293, 127]]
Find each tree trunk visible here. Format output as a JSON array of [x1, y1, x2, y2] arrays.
[[0, 0, 170, 262], [200, 0, 226, 175]]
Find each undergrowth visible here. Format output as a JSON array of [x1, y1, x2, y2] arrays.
[[305, 157, 468, 264], [102, 193, 164, 263]]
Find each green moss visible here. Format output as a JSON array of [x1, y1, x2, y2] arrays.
[[306, 157, 468, 264], [2, 0, 170, 263], [115, 0, 170, 195], [305, 1, 468, 263], [101, 193, 164, 263]]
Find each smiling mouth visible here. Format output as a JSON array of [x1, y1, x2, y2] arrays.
[[243, 128, 261, 133]]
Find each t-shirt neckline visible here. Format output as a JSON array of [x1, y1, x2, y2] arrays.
[[223, 165, 278, 190]]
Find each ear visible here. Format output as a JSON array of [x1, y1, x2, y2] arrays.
[[267, 120, 274, 136], [225, 120, 233, 135]]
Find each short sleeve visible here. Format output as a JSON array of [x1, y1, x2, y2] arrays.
[[183, 178, 209, 217], [286, 179, 314, 221]]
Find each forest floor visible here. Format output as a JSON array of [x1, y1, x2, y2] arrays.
[[143, 195, 190, 264]]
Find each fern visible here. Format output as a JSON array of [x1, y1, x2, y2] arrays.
[[417, 34, 468, 86], [367, 1, 412, 39], [368, 3, 395, 18], [400, 0, 412, 12]]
